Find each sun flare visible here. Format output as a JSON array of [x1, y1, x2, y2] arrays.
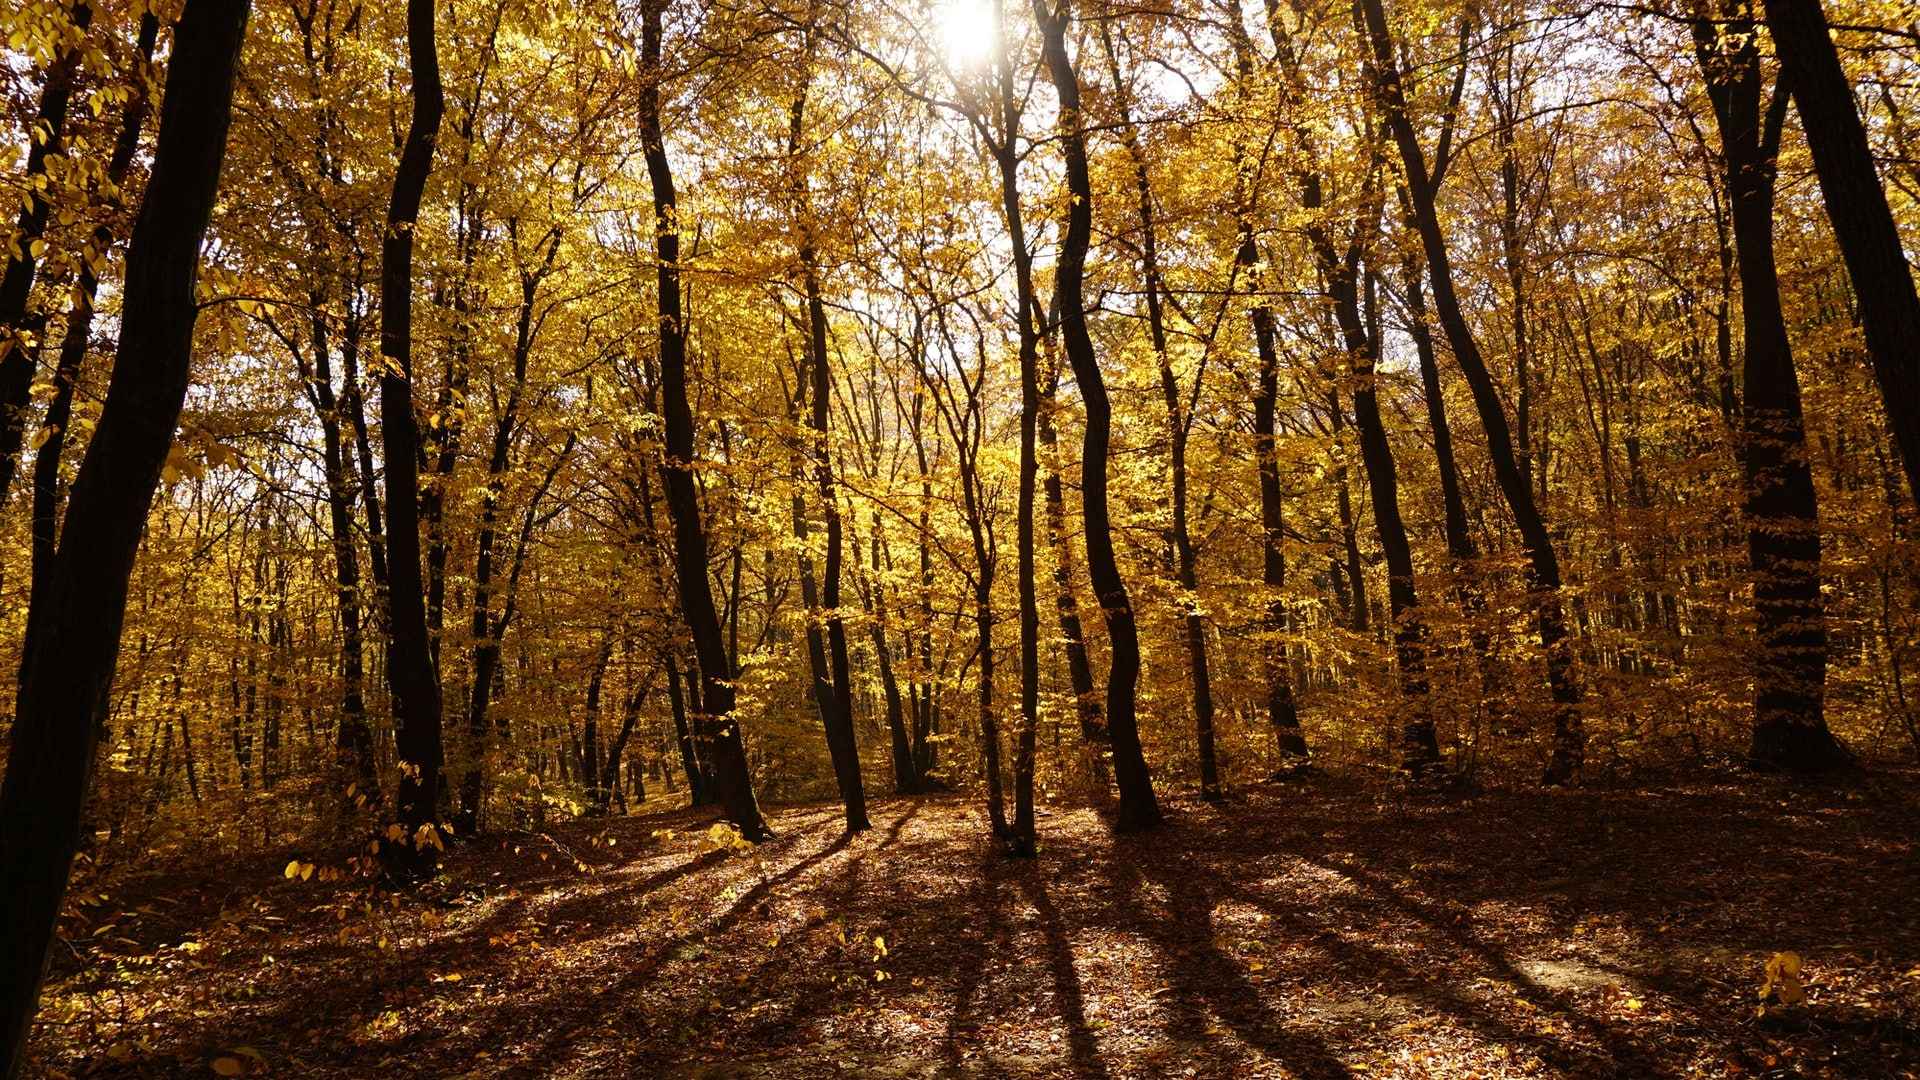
[[935, 0, 997, 69]]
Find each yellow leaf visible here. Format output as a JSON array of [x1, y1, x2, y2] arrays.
[[284, 861, 301, 879], [1761, 951, 1806, 1006]]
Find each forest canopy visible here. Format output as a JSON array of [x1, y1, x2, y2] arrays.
[[1, 0, 1918, 1071]]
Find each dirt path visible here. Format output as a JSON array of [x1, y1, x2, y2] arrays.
[[30, 773, 1920, 1078]]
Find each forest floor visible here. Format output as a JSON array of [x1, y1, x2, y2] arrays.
[[27, 769, 1920, 1079]]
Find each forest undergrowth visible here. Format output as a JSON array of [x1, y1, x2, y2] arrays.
[[29, 770, 1920, 1079]]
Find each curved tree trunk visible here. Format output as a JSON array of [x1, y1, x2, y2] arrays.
[[1036, 0, 1161, 831]]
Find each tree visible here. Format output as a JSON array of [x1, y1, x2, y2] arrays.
[[638, 0, 770, 841], [379, 0, 449, 871], [1761, 0, 1920, 507], [1358, 0, 1586, 783], [0, 0, 251, 1067], [1692, 0, 1848, 771], [1035, 0, 1160, 830]]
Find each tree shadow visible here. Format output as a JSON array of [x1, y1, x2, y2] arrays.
[[1010, 863, 1110, 1080], [1106, 831, 1355, 1080]]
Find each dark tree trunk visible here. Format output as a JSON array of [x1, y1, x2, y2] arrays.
[[666, 657, 712, 805], [1693, 6, 1849, 771], [1038, 358, 1104, 751], [1326, 253, 1439, 774], [0, 1, 249, 1069], [975, 25, 1039, 852], [1102, 22, 1219, 800], [1037, 0, 1160, 831], [302, 304, 377, 797], [862, 519, 920, 793], [1398, 222, 1475, 565], [1762, 0, 1920, 505], [598, 669, 648, 814], [639, 0, 769, 840], [788, 73, 869, 833], [1359, 0, 1585, 783], [1251, 286, 1308, 761], [380, 0, 448, 870], [29, 11, 160, 624], [1328, 391, 1369, 636], [581, 640, 612, 810], [0, 2, 94, 517]]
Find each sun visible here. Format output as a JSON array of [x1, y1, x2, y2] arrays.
[[934, 0, 997, 70]]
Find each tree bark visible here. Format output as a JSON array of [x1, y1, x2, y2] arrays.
[[0, 1, 249, 1068], [1036, 0, 1160, 831], [639, 0, 769, 840], [1693, 5, 1848, 771], [1761, 0, 1920, 506]]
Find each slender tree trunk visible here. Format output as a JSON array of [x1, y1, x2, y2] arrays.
[[1038, 353, 1104, 752], [1359, 0, 1585, 783], [581, 639, 613, 810], [303, 308, 377, 797], [1326, 253, 1439, 774], [639, 0, 769, 840], [977, 12, 1040, 852], [665, 656, 711, 805], [0, 2, 249, 1068], [0, 3, 95, 518], [1102, 23, 1219, 799], [787, 71, 869, 832], [454, 228, 558, 834], [1036, 0, 1160, 830], [863, 520, 920, 793], [1251, 280, 1308, 760]]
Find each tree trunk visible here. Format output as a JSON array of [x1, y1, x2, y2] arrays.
[[0, 3, 95, 518], [1102, 22, 1219, 799], [380, 0, 449, 871], [639, 0, 769, 840], [787, 71, 869, 832], [1036, 0, 1160, 831], [302, 307, 377, 798], [665, 656, 712, 805], [1358, 0, 1585, 783], [1327, 253, 1439, 774], [1693, 6, 1849, 771], [1762, 0, 1920, 506], [29, 11, 160, 622], [0, 1, 249, 1069]]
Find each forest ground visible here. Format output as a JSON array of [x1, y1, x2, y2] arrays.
[[28, 769, 1920, 1079]]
